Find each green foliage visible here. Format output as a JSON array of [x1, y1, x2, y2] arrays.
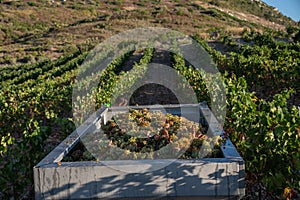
[[93, 48, 154, 108], [225, 75, 300, 195], [0, 51, 86, 198], [171, 53, 210, 103], [27, 1, 36, 6], [0, 32, 299, 199], [209, 32, 300, 103], [176, 8, 183, 16], [191, 34, 300, 196], [293, 30, 300, 42]]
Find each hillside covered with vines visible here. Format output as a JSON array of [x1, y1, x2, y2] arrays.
[[0, 29, 299, 199]]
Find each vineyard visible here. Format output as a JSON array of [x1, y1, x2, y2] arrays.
[[0, 31, 300, 200]]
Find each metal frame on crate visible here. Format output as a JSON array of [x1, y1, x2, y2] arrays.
[[34, 103, 245, 200]]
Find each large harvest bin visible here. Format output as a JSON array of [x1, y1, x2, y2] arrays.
[[34, 103, 245, 199]]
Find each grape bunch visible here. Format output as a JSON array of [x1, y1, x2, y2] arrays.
[[96, 108, 222, 160]]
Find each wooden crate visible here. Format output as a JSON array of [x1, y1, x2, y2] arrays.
[[34, 103, 245, 199]]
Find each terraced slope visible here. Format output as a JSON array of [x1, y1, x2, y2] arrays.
[[0, 0, 297, 66], [0, 1, 299, 199]]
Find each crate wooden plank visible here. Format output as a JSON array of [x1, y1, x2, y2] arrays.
[[36, 107, 108, 167], [34, 103, 245, 200], [35, 159, 243, 199]]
